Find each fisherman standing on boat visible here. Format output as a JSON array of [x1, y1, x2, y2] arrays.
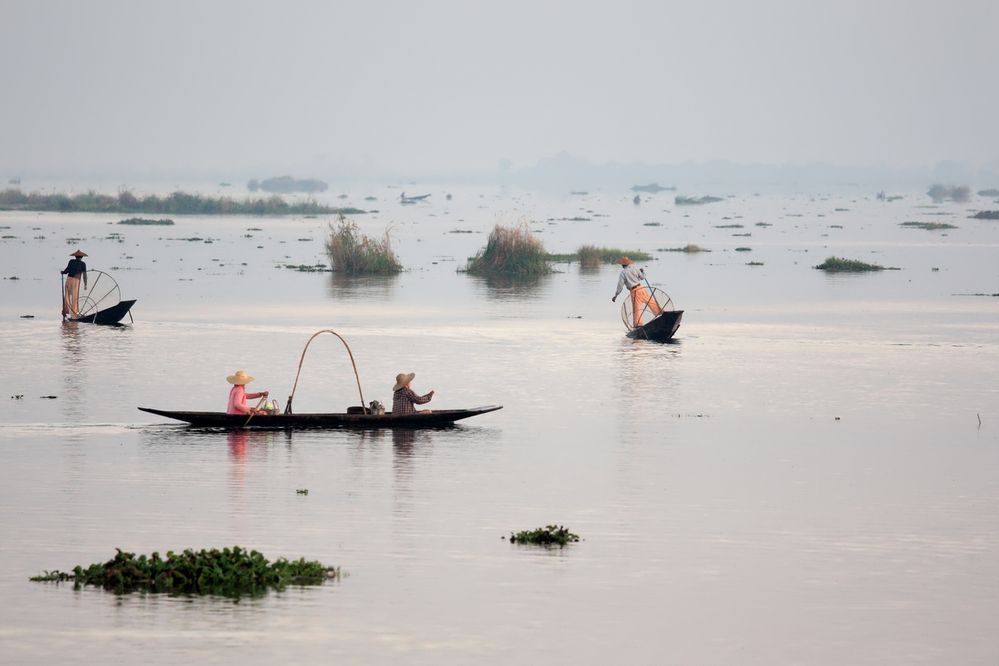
[[61, 249, 88, 317], [392, 372, 434, 415], [611, 256, 662, 328], [226, 370, 270, 416]]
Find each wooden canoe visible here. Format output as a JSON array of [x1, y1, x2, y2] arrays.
[[138, 405, 503, 429], [72, 299, 136, 325], [626, 309, 683, 342]]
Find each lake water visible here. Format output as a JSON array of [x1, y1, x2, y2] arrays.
[[1, 185, 998, 664]]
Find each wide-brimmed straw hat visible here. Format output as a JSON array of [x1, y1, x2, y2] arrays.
[[393, 372, 415, 391], [226, 370, 255, 385], [70, 249, 88, 258], [616, 256, 634, 266]]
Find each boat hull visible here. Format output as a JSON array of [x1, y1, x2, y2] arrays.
[[73, 299, 136, 325], [138, 405, 503, 429], [626, 310, 683, 342]]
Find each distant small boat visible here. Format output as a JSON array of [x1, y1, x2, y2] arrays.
[[400, 192, 431, 204], [138, 405, 503, 429]]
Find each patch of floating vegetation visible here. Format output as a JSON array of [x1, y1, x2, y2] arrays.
[[977, 189, 999, 197], [0, 188, 363, 216], [755, 222, 772, 227], [30, 547, 339, 597], [659, 244, 709, 253], [747, 261, 764, 266], [735, 247, 752, 252], [829, 224, 844, 229], [675, 195, 723, 205], [548, 246, 653, 268], [643, 222, 662, 227], [900, 221, 958, 230], [732, 233, 751, 237], [971, 210, 999, 220], [325, 214, 402, 275], [118, 217, 174, 225], [283, 263, 332, 273], [448, 229, 476, 234], [715, 224, 743, 228], [834, 208, 849, 212], [507, 525, 579, 547], [463, 223, 551, 277], [814, 256, 899, 272]]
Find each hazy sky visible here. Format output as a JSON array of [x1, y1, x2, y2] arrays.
[[2, 0, 997, 178]]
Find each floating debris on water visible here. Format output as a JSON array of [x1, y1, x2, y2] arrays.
[[296, 489, 309, 495], [659, 244, 709, 253], [675, 195, 723, 205], [971, 210, 999, 220]]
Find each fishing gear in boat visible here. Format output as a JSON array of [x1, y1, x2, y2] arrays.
[[620, 286, 684, 342], [67, 270, 137, 325]]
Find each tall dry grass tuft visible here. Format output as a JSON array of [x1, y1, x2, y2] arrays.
[[325, 214, 402, 274], [465, 223, 551, 277]]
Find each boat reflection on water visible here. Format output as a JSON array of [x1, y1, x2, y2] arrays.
[[60, 322, 86, 425]]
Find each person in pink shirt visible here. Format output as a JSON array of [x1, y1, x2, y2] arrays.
[[226, 370, 270, 415]]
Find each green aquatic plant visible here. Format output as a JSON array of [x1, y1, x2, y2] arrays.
[[971, 210, 999, 220], [464, 223, 551, 277], [814, 256, 897, 272], [508, 525, 580, 547], [283, 263, 331, 273], [30, 547, 339, 596], [899, 221, 958, 230], [325, 215, 402, 275], [746, 261, 764, 266], [118, 217, 174, 225]]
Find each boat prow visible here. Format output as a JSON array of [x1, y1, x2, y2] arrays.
[[72, 299, 136, 325], [138, 405, 503, 429], [626, 309, 683, 342]]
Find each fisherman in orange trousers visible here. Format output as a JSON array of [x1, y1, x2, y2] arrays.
[[611, 256, 661, 328]]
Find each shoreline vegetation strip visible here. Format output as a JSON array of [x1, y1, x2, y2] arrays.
[[0, 188, 365, 216]]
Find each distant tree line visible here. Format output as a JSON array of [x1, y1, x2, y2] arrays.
[[248, 176, 328, 194], [927, 184, 971, 203], [0, 188, 363, 216]]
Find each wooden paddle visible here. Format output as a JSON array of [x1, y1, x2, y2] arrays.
[[242, 394, 269, 428]]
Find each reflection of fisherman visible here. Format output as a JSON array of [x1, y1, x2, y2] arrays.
[[61, 249, 88, 317], [611, 256, 661, 328]]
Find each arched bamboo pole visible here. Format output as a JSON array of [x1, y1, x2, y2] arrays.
[[285, 329, 365, 414]]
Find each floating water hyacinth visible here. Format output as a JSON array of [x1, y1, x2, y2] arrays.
[[508, 525, 580, 547], [31, 547, 339, 597]]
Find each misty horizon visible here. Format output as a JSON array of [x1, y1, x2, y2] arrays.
[[2, 0, 998, 187]]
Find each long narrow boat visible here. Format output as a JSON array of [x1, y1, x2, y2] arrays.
[[626, 309, 683, 342], [73, 299, 136, 325], [138, 405, 503, 429]]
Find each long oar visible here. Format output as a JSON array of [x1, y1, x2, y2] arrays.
[[242, 394, 269, 428]]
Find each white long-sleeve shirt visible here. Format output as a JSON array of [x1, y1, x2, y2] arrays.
[[613, 265, 646, 298]]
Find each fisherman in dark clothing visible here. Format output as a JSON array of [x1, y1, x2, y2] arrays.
[[61, 249, 88, 317]]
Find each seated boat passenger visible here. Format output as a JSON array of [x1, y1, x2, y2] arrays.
[[392, 372, 434, 415], [226, 370, 270, 415]]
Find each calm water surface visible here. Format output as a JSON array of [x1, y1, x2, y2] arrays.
[[1, 186, 998, 664]]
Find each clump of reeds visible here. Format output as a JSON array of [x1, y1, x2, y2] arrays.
[[659, 244, 709, 253], [971, 210, 999, 220], [325, 214, 401, 274], [814, 256, 895, 272], [464, 223, 551, 277], [507, 525, 580, 547], [30, 546, 339, 596], [550, 245, 653, 268]]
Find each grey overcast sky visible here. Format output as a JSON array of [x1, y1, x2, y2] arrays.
[[2, 0, 997, 178]]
